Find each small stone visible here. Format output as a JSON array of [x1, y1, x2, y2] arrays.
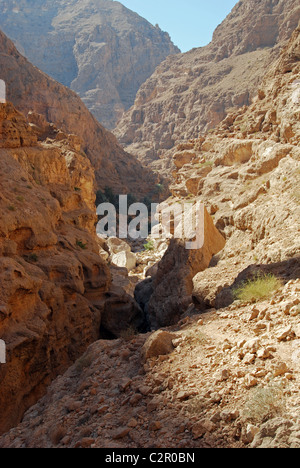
[[248, 308, 259, 321], [273, 362, 289, 377], [254, 322, 267, 335], [98, 405, 109, 414], [149, 421, 161, 432], [243, 424, 259, 444], [111, 427, 131, 440], [192, 422, 206, 440], [244, 375, 258, 388], [119, 379, 132, 392], [127, 418, 138, 428], [257, 348, 271, 360], [177, 390, 194, 401], [129, 394, 143, 406], [79, 438, 95, 448], [142, 330, 178, 360], [275, 325, 294, 342], [220, 369, 231, 381], [290, 306, 300, 317], [243, 338, 261, 353], [210, 411, 221, 423], [138, 386, 152, 396], [220, 410, 240, 422]]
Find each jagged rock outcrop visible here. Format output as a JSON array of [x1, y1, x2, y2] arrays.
[[0, 29, 159, 196], [145, 207, 225, 328], [0, 0, 179, 129], [0, 102, 144, 435], [168, 20, 300, 310], [115, 0, 300, 175]]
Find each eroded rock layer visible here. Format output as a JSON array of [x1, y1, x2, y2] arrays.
[[0, 29, 158, 196], [0, 0, 179, 129], [0, 102, 113, 435], [115, 0, 300, 175]]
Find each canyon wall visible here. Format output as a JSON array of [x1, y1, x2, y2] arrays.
[[0, 0, 179, 129], [0, 102, 111, 433], [115, 0, 300, 175], [0, 29, 158, 196]]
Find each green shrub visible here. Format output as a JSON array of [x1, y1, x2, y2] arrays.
[[144, 240, 155, 251], [242, 385, 284, 424], [28, 253, 38, 263], [233, 274, 282, 303], [76, 240, 87, 250]]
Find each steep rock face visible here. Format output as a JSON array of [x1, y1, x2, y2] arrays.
[[168, 21, 300, 309], [0, 29, 158, 196], [0, 102, 113, 435], [147, 208, 225, 328], [115, 0, 300, 174], [0, 0, 179, 129]]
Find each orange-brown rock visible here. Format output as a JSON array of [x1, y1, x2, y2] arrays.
[[169, 21, 300, 310], [0, 102, 113, 435], [115, 0, 300, 176], [0, 29, 158, 197]]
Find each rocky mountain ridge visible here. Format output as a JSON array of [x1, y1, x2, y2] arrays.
[[0, 28, 159, 197], [143, 18, 300, 325], [0, 0, 180, 129], [115, 0, 300, 175]]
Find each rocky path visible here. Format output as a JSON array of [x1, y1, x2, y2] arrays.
[[1, 279, 299, 448]]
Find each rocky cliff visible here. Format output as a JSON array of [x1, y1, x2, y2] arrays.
[[115, 0, 300, 175], [0, 102, 145, 435], [0, 0, 179, 129], [159, 19, 300, 316], [0, 29, 158, 196]]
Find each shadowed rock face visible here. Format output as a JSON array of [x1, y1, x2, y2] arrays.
[[0, 102, 112, 434], [0, 102, 145, 435], [0, 28, 159, 196], [0, 0, 179, 129], [114, 0, 300, 175]]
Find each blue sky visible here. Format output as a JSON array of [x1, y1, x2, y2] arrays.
[[121, 0, 239, 52]]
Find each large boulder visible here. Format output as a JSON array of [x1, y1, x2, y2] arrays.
[[106, 237, 132, 255], [101, 286, 145, 338], [111, 251, 137, 271], [142, 330, 178, 361], [147, 206, 226, 328]]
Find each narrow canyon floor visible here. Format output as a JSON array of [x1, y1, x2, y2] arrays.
[[1, 277, 299, 449]]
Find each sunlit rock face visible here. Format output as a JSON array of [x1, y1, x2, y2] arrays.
[[0, 0, 179, 129], [0, 102, 112, 435], [0, 28, 159, 197], [114, 0, 300, 176]]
